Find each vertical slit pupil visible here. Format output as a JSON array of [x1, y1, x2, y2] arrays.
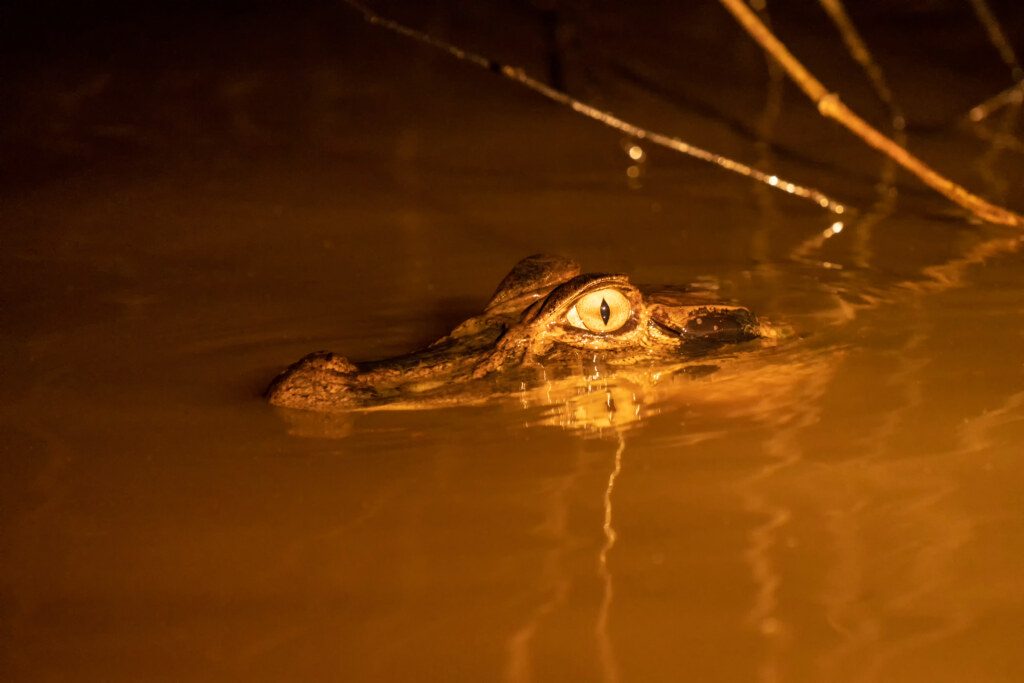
[[599, 298, 611, 325]]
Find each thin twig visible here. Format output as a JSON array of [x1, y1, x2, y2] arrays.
[[340, 0, 848, 215], [965, 0, 1024, 122], [719, 0, 1024, 227], [816, 0, 903, 269], [968, 82, 1024, 123], [968, 0, 1024, 83], [818, 0, 905, 132]]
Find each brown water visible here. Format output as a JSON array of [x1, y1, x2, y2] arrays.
[[3, 2, 1024, 681]]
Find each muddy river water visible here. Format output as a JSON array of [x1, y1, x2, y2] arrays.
[[2, 2, 1024, 681]]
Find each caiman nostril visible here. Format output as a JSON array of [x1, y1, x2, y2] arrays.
[[651, 301, 760, 345], [683, 308, 760, 342]]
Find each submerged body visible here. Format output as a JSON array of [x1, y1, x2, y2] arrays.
[[266, 255, 764, 412]]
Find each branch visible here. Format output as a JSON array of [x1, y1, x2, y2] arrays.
[[719, 0, 1024, 227], [340, 0, 848, 215]]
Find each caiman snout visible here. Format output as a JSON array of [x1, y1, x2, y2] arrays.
[[266, 351, 374, 410]]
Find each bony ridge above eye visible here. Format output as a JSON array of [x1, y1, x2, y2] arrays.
[[566, 288, 631, 333]]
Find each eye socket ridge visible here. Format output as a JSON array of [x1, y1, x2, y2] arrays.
[[566, 288, 632, 333]]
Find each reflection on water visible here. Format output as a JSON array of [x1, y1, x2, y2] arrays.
[[3, 2, 1024, 682], [596, 433, 625, 683]]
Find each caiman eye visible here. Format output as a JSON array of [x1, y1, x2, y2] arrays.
[[566, 288, 631, 333]]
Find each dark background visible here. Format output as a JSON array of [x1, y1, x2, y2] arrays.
[[3, 0, 1023, 194]]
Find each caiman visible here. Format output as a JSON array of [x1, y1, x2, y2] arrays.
[[265, 254, 766, 413]]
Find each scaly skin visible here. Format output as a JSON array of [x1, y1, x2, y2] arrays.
[[265, 255, 763, 412]]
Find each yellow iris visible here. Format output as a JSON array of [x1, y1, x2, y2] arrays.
[[566, 289, 631, 333]]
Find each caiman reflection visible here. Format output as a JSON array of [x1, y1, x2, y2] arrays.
[[266, 255, 766, 413]]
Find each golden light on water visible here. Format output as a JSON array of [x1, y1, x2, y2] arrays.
[[5, 1, 1024, 681]]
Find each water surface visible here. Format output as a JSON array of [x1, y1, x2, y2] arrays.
[[2, 2, 1024, 681]]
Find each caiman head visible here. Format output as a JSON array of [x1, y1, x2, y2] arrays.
[[266, 254, 765, 412]]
